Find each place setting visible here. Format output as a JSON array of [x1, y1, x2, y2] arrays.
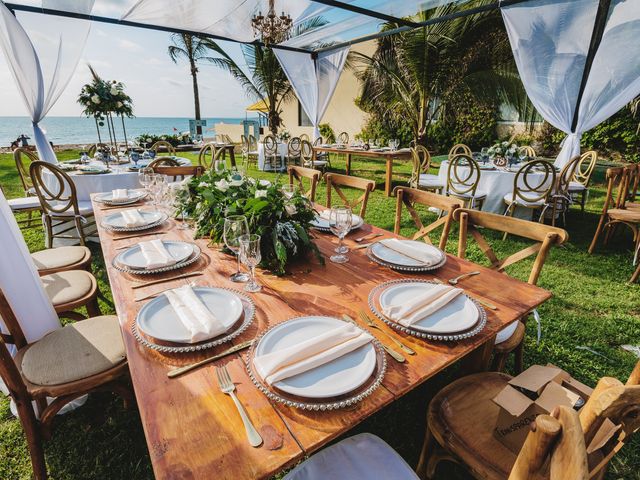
[[368, 279, 487, 341], [366, 237, 447, 272], [245, 314, 387, 411], [101, 207, 168, 233], [132, 282, 255, 354], [112, 237, 202, 276], [310, 206, 364, 232], [95, 188, 147, 207]]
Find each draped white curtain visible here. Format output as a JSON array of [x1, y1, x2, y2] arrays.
[[0, 0, 94, 163], [502, 0, 640, 168], [274, 47, 350, 139], [0, 189, 60, 345]]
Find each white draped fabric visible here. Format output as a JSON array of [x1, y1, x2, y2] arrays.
[[502, 0, 640, 169], [0, 0, 94, 164], [0, 190, 60, 345], [274, 47, 350, 139]]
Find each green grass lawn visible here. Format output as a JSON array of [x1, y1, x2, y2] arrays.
[[0, 150, 639, 479]]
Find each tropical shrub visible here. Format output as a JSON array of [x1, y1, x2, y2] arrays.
[[136, 133, 192, 147], [319, 124, 336, 143]]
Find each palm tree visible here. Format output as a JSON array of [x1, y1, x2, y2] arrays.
[[354, 2, 535, 146], [202, 18, 326, 135], [168, 33, 216, 135]]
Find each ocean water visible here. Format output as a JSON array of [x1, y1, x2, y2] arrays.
[[0, 116, 258, 147]]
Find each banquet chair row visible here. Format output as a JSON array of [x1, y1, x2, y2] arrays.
[[0, 288, 132, 480], [150, 140, 175, 156]]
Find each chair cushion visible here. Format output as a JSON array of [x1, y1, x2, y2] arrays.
[[21, 315, 126, 386], [283, 433, 419, 480], [495, 321, 520, 344], [502, 193, 545, 207], [305, 160, 328, 167], [49, 200, 94, 216], [8, 196, 40, 211], [41, 270, 94, 306], [568, 181, 586, 192], [31, 246, 91, 272], [451, 191, 487, 200], [418, 174, 444, 188]]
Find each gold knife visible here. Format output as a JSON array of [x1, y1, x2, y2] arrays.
[[342, 314, 405, 363], [167, 340, 254, 378], [432, 278, 497, 310]]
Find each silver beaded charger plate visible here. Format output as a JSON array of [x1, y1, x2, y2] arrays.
[[102, 211, 167, 232], [131, 287, 255, 353], [246, 316, 387, 411], [112, 243, 201, 275], [95, 190, 147, 206], [368, 279, 487, 341], [366, 242, 447, 272], [310, 214, 364, 232]]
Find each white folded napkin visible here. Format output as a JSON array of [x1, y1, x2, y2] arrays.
[[253, 323, 374, 385], [382, 284, 463, 327], [164, 285, 228, 343], [120, 209, 147, 228], [112, 189, 129, 202], [379, 238, 441, 265], [139, 239, 177, 269], [318, 209, 360, 225]]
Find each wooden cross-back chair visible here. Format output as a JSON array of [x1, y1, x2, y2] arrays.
[[288, 165, 321, 203], [151, 165, 204, 182], [589, 166, 640, 255], [14, 147, 38, 196], [393, 187, 462, 250], [410, 145, 444, 193], [29, 161, 97, 248], [150, 140, 175, 155], [448, 143, 472, 160], [569, 151, 598, 212], [417, 361, 640, 480], [148, 157, 180, 169], [446, 154, 487, 210], [454, 208, 568, 372], [0, 289, 132, 480], [324, 173, 376, 219]]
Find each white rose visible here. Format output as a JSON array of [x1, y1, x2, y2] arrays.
[[198, 181, 209, 188], [110, 86, 119, 95], [255, 190, 267, 198], [285, 203, 297, 216], [91, 95, 100, 104], [258, 179, 271, 187], [180, 178, 190, 186], [214, 179, 229, 192]]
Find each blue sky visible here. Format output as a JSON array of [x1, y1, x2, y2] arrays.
[[0, 7, 255, 118]]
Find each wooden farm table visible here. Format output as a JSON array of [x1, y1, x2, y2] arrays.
[[92, 198, 551, 480], [313, 146, 413, 196]]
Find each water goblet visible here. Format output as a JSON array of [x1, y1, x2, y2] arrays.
[[130, 151, 140, 168], [281, 184, 298, 200], [214, 159, 225, 174], [138, 167, 154, 195], [329, 207, 352, 263], [238, 234, 262, 293], [223, 215, 250, 283]]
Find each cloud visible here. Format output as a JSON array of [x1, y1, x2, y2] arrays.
[[117, 39, 143, 53], [143, 57, 166, 66]]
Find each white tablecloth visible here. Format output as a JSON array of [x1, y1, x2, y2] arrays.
[[257, 143, 288, 171], [43, 157, 192, 202], [437, 161, 550, 219]]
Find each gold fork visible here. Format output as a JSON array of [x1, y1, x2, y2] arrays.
[[358, 311, 416, 355], [215, 366, 263, 447]]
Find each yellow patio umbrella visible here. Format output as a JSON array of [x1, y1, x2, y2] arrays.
[[246, 99, 269, 113]]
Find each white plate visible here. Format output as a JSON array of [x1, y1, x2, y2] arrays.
[[137, 287, 243, 343], [370, 240, 444, 267], [103, 210, 163, 229], [95, 190, 145, 205], [310, 213, 364, 231], [117, 241, 194, 270], [254, 316, 376, 399], [379, 283, 479, 334]]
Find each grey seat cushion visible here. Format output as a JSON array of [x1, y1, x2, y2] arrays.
[[21, 315, 126, 386], [41, 270, 94, 305], [31, 246, 90, 271]]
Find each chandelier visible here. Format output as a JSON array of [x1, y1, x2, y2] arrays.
[[251, 0, 293, 45]]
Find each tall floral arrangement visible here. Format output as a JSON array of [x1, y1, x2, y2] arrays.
[[177, 171, 322, 275]]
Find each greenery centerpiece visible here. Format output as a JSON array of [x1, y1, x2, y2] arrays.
[[178, 170, 322, 275], [78, 66, 134, 149], [136, 133, 193, 147], [487, 141, 518, 162]]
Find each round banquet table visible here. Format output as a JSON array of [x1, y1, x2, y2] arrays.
[[257, 142, 288, 171], [437, 160, 552, 219], [42, 157, 192, 202]]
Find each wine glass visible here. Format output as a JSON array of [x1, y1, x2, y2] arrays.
[[177, 187, 191, 230], [130, 151, 140, 168], [223, 215, 250, 282], [281, 184, 297, 200], [329, 207, 352, 263], [214, 159, 225, 174], [138, 167, 154, 195], [149, 174, 166, 211], [238, 234, 262, 293], [481, 147, 489, 164]]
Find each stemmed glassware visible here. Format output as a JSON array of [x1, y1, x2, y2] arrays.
[[480, 147, 489, 164], [214, 159, 225, 174], [177, 187, 191, 230], [329, 207, 352, 263], [149, 174, 167, 211], [138, 166, 154, 196], [238, 234, 262, 293], [281, 184, 297, 199], [223, 215, 250, 283]]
